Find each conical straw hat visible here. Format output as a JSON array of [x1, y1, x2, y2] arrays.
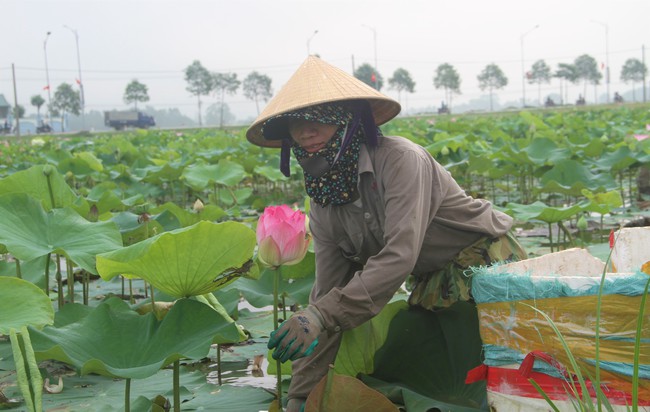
[[246, 55, 401, 148]]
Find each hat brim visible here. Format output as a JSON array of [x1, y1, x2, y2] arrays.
[[246, 56, 401, 148]]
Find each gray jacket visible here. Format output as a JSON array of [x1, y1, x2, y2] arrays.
[[310, 135, 513, 332]]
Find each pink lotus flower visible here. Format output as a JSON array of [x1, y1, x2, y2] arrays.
[[634, 134, 649, 141], [256, 205, 310, 268]]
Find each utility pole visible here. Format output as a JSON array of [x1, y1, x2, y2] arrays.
[[643, 45, 647, 103], [64, 25, 85, 129], [12, 64, 20, 137], [44, 31, 52, 124], [520, 25, 539, 108]]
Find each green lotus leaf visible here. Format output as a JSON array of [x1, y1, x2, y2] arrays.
[[365, 302, 486, 411], [0, 193, 123, 274], [580, 189, 624, 215], [0, 277, 54, 334], [181, 160, 246, 191], [234, 254, 315, 308], [595, 146, 639, 172], [0, 164, 88, 213], [96, 221, 255, 298], [506, 200, 583, 224], [522, 137, 572, 165], [540, 158, 617, 195], [28, 297, 242, 379]]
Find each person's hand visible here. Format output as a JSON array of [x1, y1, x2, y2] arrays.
[[268, 305, 324, 362]]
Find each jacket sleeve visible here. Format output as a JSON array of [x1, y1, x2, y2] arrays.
[[314, 147, 444, 331]]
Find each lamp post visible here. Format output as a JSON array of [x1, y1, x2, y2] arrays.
[[520, 24, 539, 108], [591, 20, 610, 103], [307, 30, 318, 55], [43, 31, 52, 124], [362, 24, 378, 90], [64, 25, 85, 128]]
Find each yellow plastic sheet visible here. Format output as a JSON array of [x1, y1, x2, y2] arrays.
[[478, 293, 650, 397]]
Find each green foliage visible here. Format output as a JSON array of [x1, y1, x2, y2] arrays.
[[242, 71, 273, 115], [96, 221, 256, 297], [28, 297, 243, 379], [354, 63, 383, 90], [123, 79, 150, 110]]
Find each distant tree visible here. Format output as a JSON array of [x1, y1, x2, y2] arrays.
[[620, 58, 647, 102], [30, 95, 45, 121], [528, 59, 552, 105], [477, 63, 508, 111], [212, 72, 240, 128], [51, 83, 81, 132], [354, 63, 383, 90], [206, 102, 235, 126], [243, 71, 273, 116], [574, 54, 602, 103], [184, 60, 214, 126], [388, 68, 415, 107], [433, 63, 461, 112], [554, 63, 579, 104], [13, 105, 25, 119], [124, 79, 150, 110]]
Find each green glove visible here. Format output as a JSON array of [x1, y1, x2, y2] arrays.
[[268, 305, 324, 362]]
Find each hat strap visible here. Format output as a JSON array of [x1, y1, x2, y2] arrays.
[[280, 138, 292, 177]]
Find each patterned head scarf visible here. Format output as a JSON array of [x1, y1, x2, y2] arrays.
[[263, 102, 381, 206]]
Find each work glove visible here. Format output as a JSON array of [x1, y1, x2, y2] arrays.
[[268, 305, 324, 362]]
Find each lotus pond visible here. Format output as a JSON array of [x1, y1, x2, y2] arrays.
[[1, 104, 649, 411]]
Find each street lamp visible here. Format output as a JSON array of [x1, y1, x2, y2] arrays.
[[520, 24, 539, 108], [307, 30, 318, 55], [362, 24, 378, 90], [64, 25, 85, 128], [591, 20, 610, 103], [43, 31, 52, 124]]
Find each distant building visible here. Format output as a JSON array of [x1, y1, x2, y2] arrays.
[[0, 94, 10, 118]]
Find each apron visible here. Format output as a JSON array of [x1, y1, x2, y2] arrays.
[[408, 232, 527, 310]]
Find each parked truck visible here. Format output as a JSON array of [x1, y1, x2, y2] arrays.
[[104, 110, 155, 130]]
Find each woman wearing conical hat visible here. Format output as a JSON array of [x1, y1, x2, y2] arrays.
[[247, 56, 527, 412]]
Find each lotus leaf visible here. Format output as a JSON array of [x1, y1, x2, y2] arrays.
[[96, 221, 255, 297], [367, 302, 486, 411], [0, 164, 87, 213], [0, 193, 123, 274], [506, 200, 582, 224], [0, 277, 54, 334], [305, 370, 398, 412], [540, 159, 617, 195], [29, 297, 242, 379], [181, 160, 246, 191]]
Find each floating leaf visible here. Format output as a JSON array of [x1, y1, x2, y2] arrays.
[[506, 200, 582, 224], [0, 277, 54, 334], [0, 193, 123, 274], [305, 369, 398, 411], [0, 164, 88, 213], [29, 297, 242, 379], [97, 221, 255, 297]]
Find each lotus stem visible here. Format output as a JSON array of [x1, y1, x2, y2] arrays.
[[56, 254, 64, 308], [217, 344, 222, 385], [273, 266, 282, 409], [66, 259, 74, 304], [124, 378, 130, 412], [83, 270, 89, 305], [547, 223, 554, 253], [44, 171, 56, 210], [173, 360, 180, 412], [129, 279, 134, 304], [44, 253, 51, 296], [15, 258, 21, 279]]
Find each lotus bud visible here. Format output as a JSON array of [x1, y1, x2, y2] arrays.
[[193, 199, 205, 213], [42, 164, 54, 177], [440, 146, 450, 156], [256, 205, 310, 269], [576, 215, 588, 231]]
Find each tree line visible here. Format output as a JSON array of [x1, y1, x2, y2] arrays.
[[8, 53, 647, 133]]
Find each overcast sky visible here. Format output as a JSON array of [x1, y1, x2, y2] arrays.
[[2, 0, 649, 123]]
